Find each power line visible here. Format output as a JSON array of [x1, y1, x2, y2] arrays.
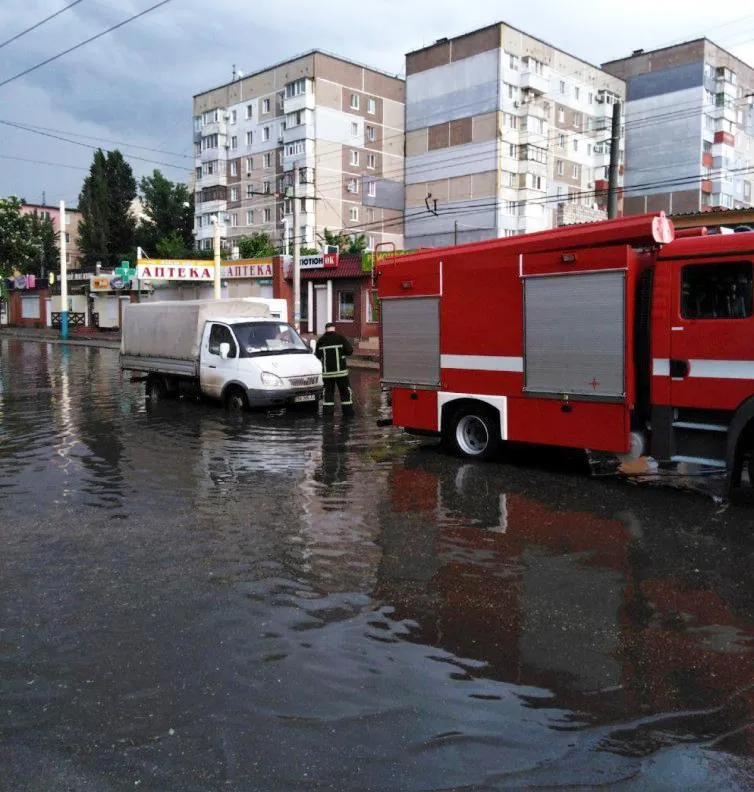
[[0, 0, 86, 51], [0, 153, 88, 171], [0, 119, 189, 172], [0, 0, 175, 91]]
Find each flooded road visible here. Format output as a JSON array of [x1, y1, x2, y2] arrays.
[[1, 338, 753, 791]]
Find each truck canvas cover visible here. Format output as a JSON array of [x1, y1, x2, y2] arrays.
[[120, 298, 270, 361]]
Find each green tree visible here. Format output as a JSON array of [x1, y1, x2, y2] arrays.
[[323, 228, 367, 255], [155, 230, 190, 258], [0, 197, 41, 280], [237, 232, 276, 258], [78, 149, 136, 268], [27, 210, 59, 276], [137, 169, 194, 254]]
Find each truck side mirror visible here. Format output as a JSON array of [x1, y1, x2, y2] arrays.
[[309, 338, 316, 352], [220, 342, 231, 359]]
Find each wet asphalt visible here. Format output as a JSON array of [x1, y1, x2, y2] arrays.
[[0, 338, 753, 791]]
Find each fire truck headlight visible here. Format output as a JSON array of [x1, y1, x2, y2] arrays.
[[261, 371, 284, 388]]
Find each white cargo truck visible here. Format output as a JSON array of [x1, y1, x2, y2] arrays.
[[120, 298, 323, 411]]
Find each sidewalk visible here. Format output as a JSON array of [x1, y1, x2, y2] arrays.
[[0, 326, 380, 368]]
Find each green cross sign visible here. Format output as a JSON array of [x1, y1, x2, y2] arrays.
[[115, 262, 136, 279]]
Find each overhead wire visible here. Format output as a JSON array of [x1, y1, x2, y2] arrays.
[[0, 0, 86, 51]]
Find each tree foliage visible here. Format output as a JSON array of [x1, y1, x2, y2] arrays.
[[323, 228, 367, 255], [136, 169, 194, 255], [26, 210, 59, 275], [78, 149, 136, 268], [237, 232, 276, 259], [0, 197, 52, 280]]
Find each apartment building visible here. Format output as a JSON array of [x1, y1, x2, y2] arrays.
[[192, 51, 405, 254], [603, 40, 754, 215], [404, 24, 626, 248], [20, 202, 82, 269]]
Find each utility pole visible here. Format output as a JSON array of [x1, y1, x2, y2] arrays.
[[212, 216, 222, 299], [292, 163, 301, 332], [59, 200, 68, 340], [454, 220, 458, 245], [607, 100, 622, 220]]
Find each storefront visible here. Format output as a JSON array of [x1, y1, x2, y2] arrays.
[[6, 275, 51, 328], [137, 258, 278, 303], [290, 254, 378, 342]]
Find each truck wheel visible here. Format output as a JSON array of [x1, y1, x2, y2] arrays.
[[448, 407, 499, 461], [224, 386, 248, 414], [145, 374, 166, 402]]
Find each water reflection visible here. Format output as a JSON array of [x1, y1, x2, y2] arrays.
[[376, 449, 754, 758]]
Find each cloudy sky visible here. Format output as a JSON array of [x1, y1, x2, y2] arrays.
[[1, 0, 753, 207]]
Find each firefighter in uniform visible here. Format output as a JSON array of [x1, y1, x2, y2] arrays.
[[315, 322, 354, 416]]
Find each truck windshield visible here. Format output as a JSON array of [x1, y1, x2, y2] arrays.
[[232, 322, 310, 357]]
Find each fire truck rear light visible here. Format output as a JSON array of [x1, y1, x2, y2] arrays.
[[561, 254, 577, 264]]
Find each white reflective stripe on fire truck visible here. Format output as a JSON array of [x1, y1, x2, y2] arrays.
[[441, 355, 524, 372], [438, 392, 508, 441], [653, 358, 754, 380]]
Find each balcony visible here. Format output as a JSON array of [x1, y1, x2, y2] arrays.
[[283, 122, 315, 144], [702, 152, 714, 168], [714, 130, 735, 146], [198, 171, 227, 188], [711, 102, 737, 124], [701, 180, 713, 194], [521, 69, 549, 96], [283, 91, 315, 115]]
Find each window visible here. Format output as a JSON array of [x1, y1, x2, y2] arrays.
[[366, 289, 378, 323], [246, 157, 253, 174], [559, 80, 566, 94], [367, 97, 376, 114], [504, 113, 517, 129], [263, 208, 271, 223], [202, 134, 218, 150], [338, 290, 355, 321], [230, 135, 238, 150], [681, 261, 752, 320], [350, 150, 359, 166], [285, 78, 307, 98], [574, 87, 580, 101], [351, 121, 359, 136], [509, 54, 519, 70], [230, 213, 238, 227], [230, 160, 238, 177], [573, 112, 582, 128], [230, 187, 239, 201], [246, 210, 254, 225], [367, 153, 376, 169], [263, 180, 271, 194], [586, 143, 592, 156], [573, 138, 579, 152], [367, 180, 376, 198], [556, 160, 564, 176], [558, 133, 566, 148], [208, 324, 237, 357], [263, 97, 270, 114], [366, 125, 376, 142], [350, 93, 360, 110], [349, 208, 359, 222], [347, 178, 359, 193], [263, 152, 272, 168], [246, 131, 253, 146], [502, 170, 516, 188], [558, 108, 565, 124], [501, 200, 515, 214], [572, 163, 580, 178], [246, 104, 253, 120], [367, 208, 375, 222], [588, 92, 593, 104], [230, 109, 237, 124], [195, 167, 202, 180], [300, 197, 307, 213], [263, 126, 270, 142]]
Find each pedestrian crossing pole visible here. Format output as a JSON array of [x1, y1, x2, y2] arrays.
[[59, 200, 68, 340]]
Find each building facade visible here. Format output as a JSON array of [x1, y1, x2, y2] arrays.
[[404, 24, 626, 248], [192, 51, 405, 255], [20, 203, 82, 270], [603, 39, 754, 215]]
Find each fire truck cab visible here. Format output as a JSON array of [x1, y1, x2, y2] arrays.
[[376, 213, 754, 495]]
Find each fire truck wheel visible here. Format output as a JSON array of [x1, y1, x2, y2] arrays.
[[450, 408, 499, 461], [224, 386, 248, 414]]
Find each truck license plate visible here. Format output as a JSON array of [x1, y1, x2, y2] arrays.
[[294, 394, 316, 403]]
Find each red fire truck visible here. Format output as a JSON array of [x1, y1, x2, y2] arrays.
[[376, 213, 754, 495]]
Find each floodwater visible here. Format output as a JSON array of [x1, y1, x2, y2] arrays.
[[0, 338, 753, 792]]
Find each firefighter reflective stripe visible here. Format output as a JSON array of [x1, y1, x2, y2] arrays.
[[341, 386, 353, 406], [320, 343, 348, 377], [653, 359, 754, 380]]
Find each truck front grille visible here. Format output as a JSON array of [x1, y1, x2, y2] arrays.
[[289, 375, 320, 388]]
